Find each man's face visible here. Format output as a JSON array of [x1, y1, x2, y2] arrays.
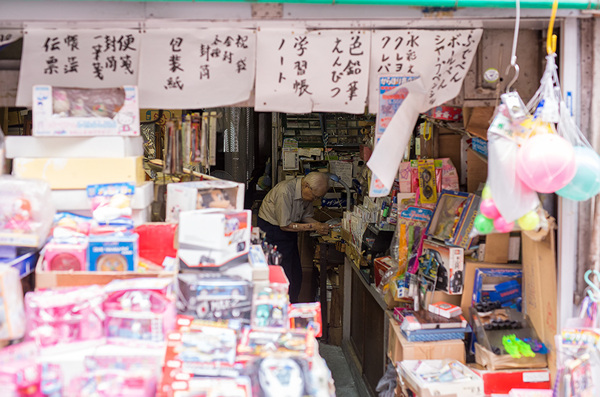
[[301, 183, 326, 202]]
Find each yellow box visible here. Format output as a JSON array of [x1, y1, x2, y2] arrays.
[[12, 156, 146, 190]]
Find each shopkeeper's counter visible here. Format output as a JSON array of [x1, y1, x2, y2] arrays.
[[342, 239, 390, 397]]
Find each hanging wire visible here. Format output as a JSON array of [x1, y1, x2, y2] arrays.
[[505, 0, 520, 92]]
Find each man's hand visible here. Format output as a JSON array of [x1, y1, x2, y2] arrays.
[[315, 222, 331, 235]]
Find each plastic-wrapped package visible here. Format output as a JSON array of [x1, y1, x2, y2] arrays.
[[0, 128, 4, 176], [0, 176, 55, 248], [86, 183, 135, 225], [25, 285, 105, 349], [0, 266, 26, 340]]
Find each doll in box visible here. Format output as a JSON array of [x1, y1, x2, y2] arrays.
[[196, 189, 234, 210]]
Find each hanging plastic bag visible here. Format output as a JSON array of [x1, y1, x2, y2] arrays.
[[376, 363, 397, 397]]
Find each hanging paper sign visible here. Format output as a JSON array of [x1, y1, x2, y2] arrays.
[[367, 29, 482, 196], [368, 29, 482, 113], [0, 30, 22, 49], [256, 29, 370, 114], [139, 28, 256, 109], [16, 29, 141, 107]]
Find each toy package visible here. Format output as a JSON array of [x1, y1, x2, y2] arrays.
[[0, 176, 55, 248], [32, 85, 140, 136], [251, 283, 289, 329], [0, 342, 63, 396], [103, 278, 176, 346], [25, 285, 105, 349], [176, 273, 252, 322], [166, 180, 244, 223], [87, 183, 135, 225], [427, 190, 480, 249], [288, 302, 323, 338], [236, 328, 314, 363], [67, 368, 156, 397], [0, 266, 26, 340], [421, 239, 464, 296], [247, 356, 312, 397], [178, 209, 251, 270], [158, 374, 252, 397], [88, 231, 139, 271], [399, 360, 484, 397], [165, 323, 238, 377], [43, 237, 88, 271]]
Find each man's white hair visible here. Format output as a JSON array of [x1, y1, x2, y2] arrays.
[[303, 171, 330, 191]]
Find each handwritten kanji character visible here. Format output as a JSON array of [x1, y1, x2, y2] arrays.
[[44, 56, 59, 74], [294, 36, 309, 56], [92, 44, 103, 61], [105, 56, 117, 72], [210, 48, 221, 58], [343, 59, 361, 75], [406, 50, 417, 62], [236, 35, 248, 49], [199, 64, 210, 79], [293, 79, 312, 96], [92, 62, 104, 80], [120, 55, 134, 74], [104, 35, 116, 52], [165, 76, 184, 90], [349, 36, 363, 56], [294, 60, 308, 76], [347, 81, 359, 100], [222, 51, 233, 64], [212, 35, 222, 46], [63, 56, 79, 73], [63, 35, 79, 51], [332, 38, 343, 54], [224, 36, 235, 47], [169, 54, 184, 72], [170, 37, 183, 52], [43, 37, 60, 52], [407, 34, 419, 48], [200, 44, 210, 62], [331, 87, 341, 98], [236, 58, 247, 73], [117, 34, 136, 51]]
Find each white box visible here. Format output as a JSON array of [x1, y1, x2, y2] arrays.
[[166, 180, 244, 223], [399, 360, 484, 397], [32, 85, 139, 136], [178, 209, 251, 270], [52, 181, 154, 211], [5, 136, 143, 159], [68, 206, 151, 227]]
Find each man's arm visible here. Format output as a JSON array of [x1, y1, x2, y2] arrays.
[[280, 222, 319, 232]]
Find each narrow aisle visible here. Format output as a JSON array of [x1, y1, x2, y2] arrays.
[[319, 342, 362, 397]]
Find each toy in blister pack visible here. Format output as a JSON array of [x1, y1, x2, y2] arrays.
[[0, 176, 55, 248], [87, 183, 135, 225], [0, 266, 26, 340], [288, 302, 323, 338], [237, 328, 314, 363], [427, 190, 480, 249], [103, 278, 175, 346], [252, 284, 289, 329], [25, 285, 105, 349], [176, 273, 252, 322], [165, 323, 238, 378], [417, 159, 437, 206], [253, 357, 311, 397], [159, 374, 252, 397]]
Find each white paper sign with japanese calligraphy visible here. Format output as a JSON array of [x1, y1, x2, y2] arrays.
[[368, 29, 482, 113], [17, 29, 140, 107], [367, 29, 482, 196], [256, 29, 370, 114], [139, 28, 256, 109]]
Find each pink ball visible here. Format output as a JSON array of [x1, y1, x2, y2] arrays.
[[479, 199, 500, 219], [516, 134, 576, 193], [493, 216, 514, 233]]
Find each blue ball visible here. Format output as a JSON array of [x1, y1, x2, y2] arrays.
[[557, 146, 600, 201]]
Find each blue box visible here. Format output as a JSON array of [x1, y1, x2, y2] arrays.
[[472, 268, 522, 305], [471, 137, 488, 157], [88, 233, 138, 271], [0, 251, 39, 278]]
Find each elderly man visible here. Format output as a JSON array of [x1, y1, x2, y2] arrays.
[[257, 172, 331, 303]]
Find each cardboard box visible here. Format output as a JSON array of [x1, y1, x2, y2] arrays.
[[51, 181, 153, 211], [5, 136, 144, 158], [12, 156, 146, 190], [35, 264, 175, 290], [462, 106, 495, 140], [421, 239, 464, 295], [32, 85, 140, 136], [470, 366, 551, 395], [472, 268, 522, 305], [522, 225, 558, 381], [166, 180, 244, 223], [467, 148, 487, 193], [399, 360, 483, 397], [479, 233, 511, 264], [461, 260, 522, 318], [388, 315, 466, 364], [474, 343, 548, 371], [438, 132, 463, 178]]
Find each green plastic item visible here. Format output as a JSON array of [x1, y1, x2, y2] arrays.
[[514, 337, 536, 358], [502, 334, 521, 359]]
